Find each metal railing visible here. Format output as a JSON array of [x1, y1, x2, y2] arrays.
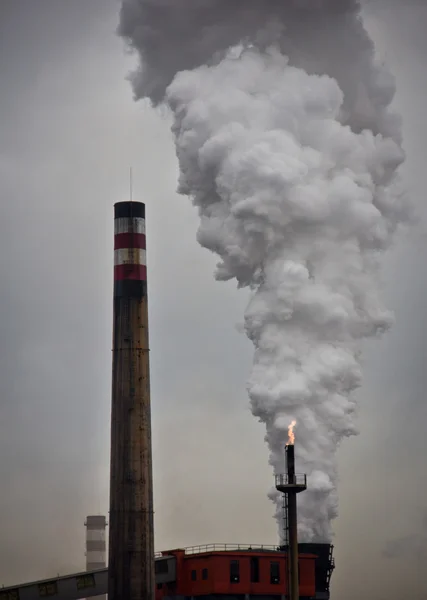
[[275, 473, 307, 487], [184, 544, 280, 555]]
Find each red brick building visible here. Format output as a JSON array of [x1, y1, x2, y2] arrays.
[[155, 544, 334, 600]]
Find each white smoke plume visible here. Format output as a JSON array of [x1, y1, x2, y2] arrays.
[[119, 0, 409, 542]]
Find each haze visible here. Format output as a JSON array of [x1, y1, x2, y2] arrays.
[[0, 2, 426, 598]]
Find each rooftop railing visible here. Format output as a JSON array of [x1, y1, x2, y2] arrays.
[[184, 544, 279, 555]]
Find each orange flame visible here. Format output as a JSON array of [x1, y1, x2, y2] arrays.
[[286, 420, 297, 446]]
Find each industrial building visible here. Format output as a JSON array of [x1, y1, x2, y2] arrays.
[[154, 543, 334, 600], [0, 543, 334, 600], [0, 201, 335, 600]]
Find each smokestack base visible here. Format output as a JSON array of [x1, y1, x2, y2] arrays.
[[279, 543, 335, 595]]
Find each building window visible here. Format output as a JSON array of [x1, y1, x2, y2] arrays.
[[202, 568, 208, 581], [191, 570, 197, 581], [270, 561, 280, 584], [155, 560, 169, 574], [230, 560, 240, 583], [0, 589, 20, 600], [38, 581, 58, 597], [250, 557, 259, 583], [76, 574, 95, 590]]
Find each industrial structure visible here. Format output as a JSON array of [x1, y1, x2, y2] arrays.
[[275, 443, 307, 600], [154, 545, 319, 600], [109, 200, 155, 600], [0, 544, 335, 600], [84, 516, 106, 600], [1, 200, 335, 600], [0, 554, 174, 600]]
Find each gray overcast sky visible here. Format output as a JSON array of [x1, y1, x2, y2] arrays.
[[0, 1, 426, 598]]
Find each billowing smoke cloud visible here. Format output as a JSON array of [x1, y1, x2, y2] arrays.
[[119, 0, 409, 542]]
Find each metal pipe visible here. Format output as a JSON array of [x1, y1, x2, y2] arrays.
[[108, 201, 155, 600], [286, 444, 295, 481], [287, 492, 299, 600]]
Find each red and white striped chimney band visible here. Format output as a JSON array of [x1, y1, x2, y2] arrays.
[[114, 248, 146, 281], [114, 205, 146, 282]]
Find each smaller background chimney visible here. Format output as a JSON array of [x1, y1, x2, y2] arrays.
[[85, 515, 107, 600]]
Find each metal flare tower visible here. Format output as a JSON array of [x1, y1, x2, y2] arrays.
[[108, 201, 155, 600], [275, 444, 306, 600]]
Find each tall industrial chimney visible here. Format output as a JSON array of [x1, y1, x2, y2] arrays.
[[108, 201, 155, 600], [85, 515, 107, 600]]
